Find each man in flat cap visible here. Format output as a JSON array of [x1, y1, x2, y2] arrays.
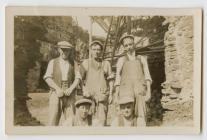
[[63, 96, 93, 126], [44, 41, 81, 126], [114, 33, 152, 126], [79, 40, 114, 126], [111, 90, 137, 127]]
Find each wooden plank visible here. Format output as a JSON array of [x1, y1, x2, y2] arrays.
[[102, 16, 114, 59]]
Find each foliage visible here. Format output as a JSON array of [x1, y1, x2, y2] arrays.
[[131, 16, 169, 44], [14, 16, 89, 96], [14, 16, 47, 97]]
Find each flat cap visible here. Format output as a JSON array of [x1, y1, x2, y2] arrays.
[[75, 97, 93, 107], [119, 33, 134, 44], [90, 40, 104, 49], [118, 96, 135, 105], [57, 41, 73, 49], [118, 85, 135, 105]]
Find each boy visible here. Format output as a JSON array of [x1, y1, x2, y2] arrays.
[[111, 93, 137, 127], [64, 96, 93, 126]]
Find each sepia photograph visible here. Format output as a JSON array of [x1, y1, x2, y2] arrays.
[[5, 7, 202, 134]]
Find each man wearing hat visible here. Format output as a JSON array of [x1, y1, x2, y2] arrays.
[[111, 90, 137, 127], [79, 40, 114, 126], [114, 33, 152, 126], [63, 96, 93, 126], [44, 41, 81, 126]]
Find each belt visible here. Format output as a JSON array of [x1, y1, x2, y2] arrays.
[[61, 81, 69, 90]]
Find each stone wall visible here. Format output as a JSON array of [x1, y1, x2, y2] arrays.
[[162, 16, 193, 102]]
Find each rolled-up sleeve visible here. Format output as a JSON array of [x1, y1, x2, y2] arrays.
[[140, 55, 152, 83], [43, 59, 54, 80]]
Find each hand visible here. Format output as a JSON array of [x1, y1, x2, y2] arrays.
[[64, 87, 74, 96], [145, 90, 151, 102], [55, 87, 64, 98], [82, 86, 91, 97], [108, 94, 113, 104]]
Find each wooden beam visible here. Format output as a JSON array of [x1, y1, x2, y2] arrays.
[[111, 17, 122, 65], [127, 16, 131, 34], [102, 16, 114, 59], [104, 40, 164, 59]]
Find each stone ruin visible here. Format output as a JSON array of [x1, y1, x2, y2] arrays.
[[162, 16, 194, 103]]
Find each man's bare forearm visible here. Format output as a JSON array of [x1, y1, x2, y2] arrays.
[[146, 80, 151, 95], [45, 78, 60, 90], [109, 80, 114, 95]]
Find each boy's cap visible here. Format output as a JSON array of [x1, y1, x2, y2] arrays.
[[118, 96, 134, 105], [75, 96, 93, 107], [118, 85, 135, 105]]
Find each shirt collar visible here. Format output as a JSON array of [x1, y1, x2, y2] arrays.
[[127, 51, 136, 60], [59, 57, 68, 63]]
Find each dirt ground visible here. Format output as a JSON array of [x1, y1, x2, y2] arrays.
[[27, 93, 49, 125], [27, 92, 193, 126]]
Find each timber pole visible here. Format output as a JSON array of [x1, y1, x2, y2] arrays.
[[102, 16, 114, 59]]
